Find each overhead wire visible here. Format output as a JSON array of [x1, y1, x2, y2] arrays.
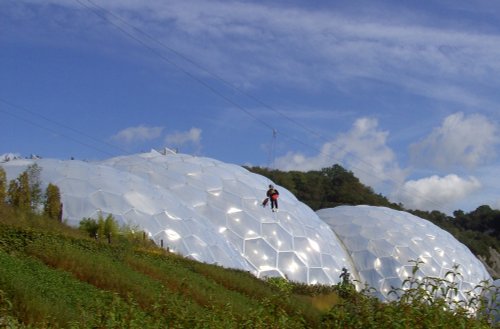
[[82, 0, 393, 182], [0, 105, 114, 157], [73, 0, 276, 134], [3, 0, 443, 210], [0, 97, 127, 156], [73, 0, 382, 175], [76, 0, 443, 210], [83, 0, 329, 142], [267, 129, 277, 170]]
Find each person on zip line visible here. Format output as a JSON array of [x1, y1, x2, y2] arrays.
[[262, 184, 279, 212]]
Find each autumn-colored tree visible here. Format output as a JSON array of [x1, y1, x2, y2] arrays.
[[44, 183, 62, 220], [7, 180, 19, 207], [5, 164, 44, 212], [16, 171, 31, 212]]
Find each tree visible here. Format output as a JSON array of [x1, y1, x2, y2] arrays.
[[103, 214, 119, 243], [79, 218, 99, 239], [95, 213, 119, 243], [0, 167, 6, 204], [25, 163, 43, 210], [16, 171, 31, 212], [6, 180, 19, 207], [5, 164, 44, 212], [44, 183, 62, 220]]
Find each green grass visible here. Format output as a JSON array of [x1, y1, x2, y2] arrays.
[[0, 204, 497, 328]]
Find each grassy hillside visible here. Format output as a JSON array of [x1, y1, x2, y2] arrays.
[[0, 204, 497, 328]]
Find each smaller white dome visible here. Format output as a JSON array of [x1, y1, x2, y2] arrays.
[[317, 205, 492, 303]]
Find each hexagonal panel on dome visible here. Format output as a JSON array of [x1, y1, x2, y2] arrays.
[[244, 238, 278, 271], [226, 212, 261, 239], [317, 206, 492, 302], [278, 251, 308, 282], [308, 267, 333, 285], [261, 223, 293, 251], [293, 236, 323, 267], [56, 177, 93, 196], [368, 239, 396, 258]]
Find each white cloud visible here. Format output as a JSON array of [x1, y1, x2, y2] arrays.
[[111, 125, 163, 144], [394, 174, 481, 212], [410, 112, 499, 169], [165, 127, 202, 148], [274, 117, 407, 190], [12, 0, 500, 104]]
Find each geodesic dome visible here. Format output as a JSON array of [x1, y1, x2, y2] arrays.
[[1, 151, 354, 285], [317, 205, 492, 302]]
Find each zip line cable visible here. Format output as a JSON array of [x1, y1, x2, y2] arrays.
[[0, 96, 452, 212], [0, 106, 114, 157], [74, 0, 276, 134], [3, 0, 443, 210], [82, 0, 395, 183], [75, 0, 402, 188], [83, 0, 329, 142], [73, 1, 377, 172], [267, 129, 277, 170], [0, 97, 128, 156], [76, 0, 444, 210]]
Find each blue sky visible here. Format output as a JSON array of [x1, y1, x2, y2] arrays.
[[2, 0, 500, 214]]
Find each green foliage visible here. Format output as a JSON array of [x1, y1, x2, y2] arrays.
[[8, 172, 31, 212], [320, 260, 497, 329], [98, 213, 119, 243], [6, 179, 19, 207], [266, 276, 294, 295], [0, 249, 155, 328], [5, 164, 44, 213], [79, 217, 99, 239], [79, 214, 119, 243], [247, 165, 402, 211], [44, 183, 62, 221]]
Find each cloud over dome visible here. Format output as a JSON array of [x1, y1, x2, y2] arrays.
[[393, 174, 481, 212], [410, 112, 499, 169]]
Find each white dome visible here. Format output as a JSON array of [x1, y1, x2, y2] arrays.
[[1, 151, 354, 285], [317, 205, 492, 302]]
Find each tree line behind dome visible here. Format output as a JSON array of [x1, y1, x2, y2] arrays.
[[247, 164, 500, 279]]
